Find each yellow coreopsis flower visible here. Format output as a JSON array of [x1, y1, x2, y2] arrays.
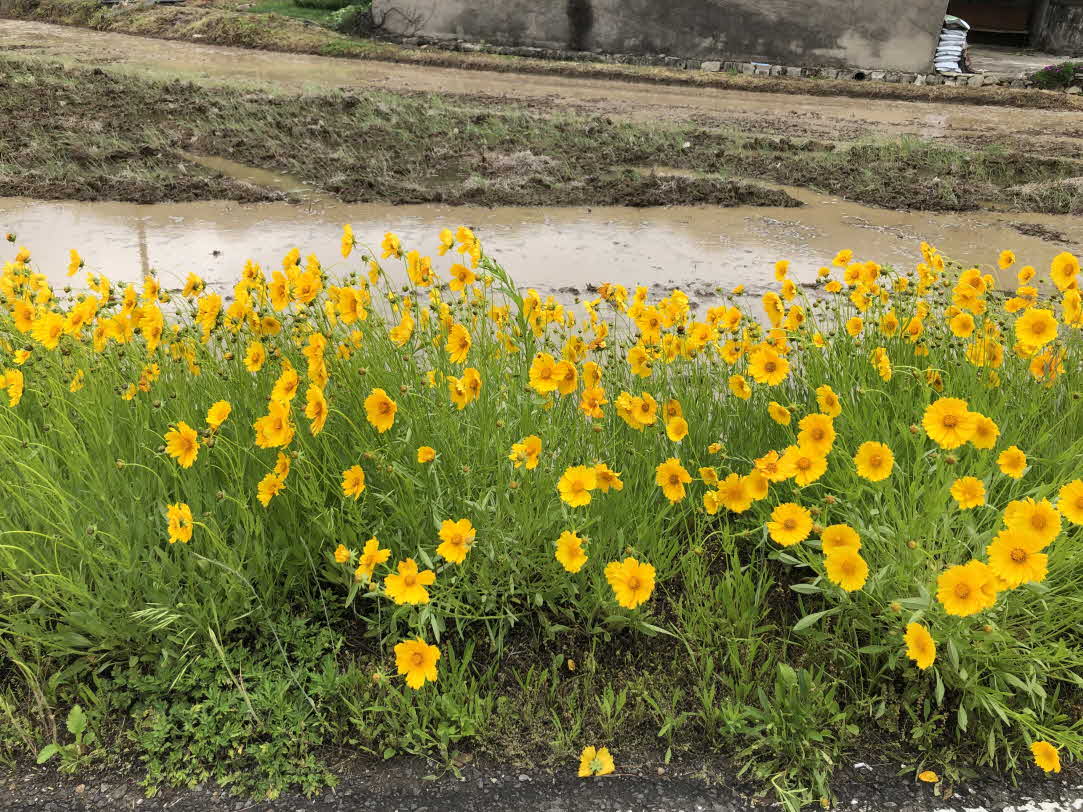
[[604, 557, 655, 609], [417, 445, 436, 463], [364, 388, 397, 433], [1058, 480, 1083, 525], [384, 559, 435, 605], [394, 638, 440, 689], [815, 384, 842, 417], [904, 623, 936, 670], [996, 445, 1026, 479], [1003, 498, 1061, 546], [555, 531, 588, 573], [986, 528, 1047, 588], [341, 465, 366, 499], [354, 537, 391, 581], [767, 503, 812, 546], [824, 548, 868, 592], [577, 746, 615, 777], [558, 465, 597, 507], [922, 398, 976, 449], [166, 502, 193, 544], [853, 441, 893, 482], [1031, 741, 1061, 773], [655, 457, 692, 502], [164, 422, 199, 468], [950, 476, 985, 509], [937, 560, 996, 616], [820, 524, 860, 554], [206, 400, 232, 430], [436, 518, 476, 564]]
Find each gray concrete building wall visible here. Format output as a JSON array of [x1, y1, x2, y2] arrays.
[[1033, 0, 1083, 55], [372, 0, 952, 72]]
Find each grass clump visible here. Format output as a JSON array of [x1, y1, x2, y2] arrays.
[[0, 233, 1081, 807]]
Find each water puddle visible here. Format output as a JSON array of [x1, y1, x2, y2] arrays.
[[2, 190, 1079, 300], [180, 152, 319, 200]]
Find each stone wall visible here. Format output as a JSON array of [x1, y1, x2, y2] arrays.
[[372, 0, 951, 73], [1033, 0, 1083, 55]]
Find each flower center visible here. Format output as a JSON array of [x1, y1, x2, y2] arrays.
[[627, 576, 641, 591], [668, 474, 680, 486], [782, 518, 797, 531], [410, 652, 425, 666], [403, 575, 417, 587], [764, 361, 777, 373], [1010, 548, 1028, 563], [869, 454, 882, 467], [1030, 515, 1047, 531], [942, 415, 958, 428], [954, 583, 971, 599]]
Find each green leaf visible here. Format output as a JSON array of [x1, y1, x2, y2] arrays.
[[36, 744, 60, 764], [790, 583, 822, 595], [957, 704, 968, 732], [793, 609, 836, 632], [66, 704, 86, 736]]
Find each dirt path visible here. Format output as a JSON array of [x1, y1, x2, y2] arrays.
[[4, 19, 1083, 158]]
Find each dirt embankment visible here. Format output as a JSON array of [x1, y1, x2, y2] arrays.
[[3, 0, 1083, 112], [2, 54, 1082, 212]]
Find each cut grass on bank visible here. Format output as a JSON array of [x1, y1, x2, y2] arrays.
[[1, 57, 1081, 213]]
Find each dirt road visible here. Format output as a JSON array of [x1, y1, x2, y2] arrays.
[[3, 19, 1083, 159]]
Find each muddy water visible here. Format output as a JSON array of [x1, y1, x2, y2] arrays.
[[3, 189, 1079, 298], [4, 19, 1082, 148]]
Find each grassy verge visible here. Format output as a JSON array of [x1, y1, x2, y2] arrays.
[[3, 0, 1083, 112], [1, 228, 1081, 807], [2, 57, 1082, 213]]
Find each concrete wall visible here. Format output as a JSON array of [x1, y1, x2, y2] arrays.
[[1033, 1, 1083, 55], [373, 0, 952, 72]]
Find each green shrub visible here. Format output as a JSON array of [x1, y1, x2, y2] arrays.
[[1029, 61, 1083, 89]]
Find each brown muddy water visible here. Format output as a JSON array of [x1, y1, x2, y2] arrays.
[[3, 187, 1079, 299]]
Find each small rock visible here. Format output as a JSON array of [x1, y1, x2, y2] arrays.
[[738, 62, 755, 75], [868, 70, 887, 81], [517, 774, 529, 782], [967, 74, 985, 87], [783, 66, 802, 78], [1067, 86, 1082, 95], [700, 61, 722, 72]]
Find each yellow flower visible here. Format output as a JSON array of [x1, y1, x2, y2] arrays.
[[815, 385, 842, 418], [917, 770, 939, 783], [256, 472, 285, 507], [445, 323, 471, 364], [820, 524, 861, 554], [364, 388, 397, 433], [1003, 498, 1060, 547], [767, 503, 812, 547], [949, 311, 975, 338], [164, 422, 199, 468], [555, 531, 588, 573], [394, 638, 440, 690], [797, 413, 835, 456], [655, 457, 692, 502], [996, 446, 1026, 479], [728, 374, 751, 400], [768, 401, 791, 425], [1014, 308, 1057, 348], [529, 352, 560, 394], [417, 445, 436, 463], [577, 746, 615, 777], [853, 441, 893, 482], [437, 518, 476, 564], [997, 249, 1015, 270], [3, 369, 24, 407], [922, 398, 976, 449], [558, 465, 597, 507], [969, 414, 999, 450], [716, 472, 752, 513], [604, 557, 656, 609], [904, 623, 936, 670], [509, 435, 543, 470], [206, 400, 231, 430], [937, 560, 996, 616], [824, 548, 868, 592], [1058, 480, 1083, 525], [334, 544, 350, 564], [341, 224, 354, 258], [1031, 741, 1061, 773], [780, 444, 827, 487], [166, 503, 193, 544], [747, 347, 789, 386], [593, 463, 623, 492], [1049, 251, 1079, 291], [986, 528, 1047, 588], [950, 476, 985, 510], [384, 559, 436, 605], [665, 416, 688, 442], [243, 341, 266, 373], [845, 316, 863, 337], [354, 537, 390, 581], [341, 465, 366, 499]]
